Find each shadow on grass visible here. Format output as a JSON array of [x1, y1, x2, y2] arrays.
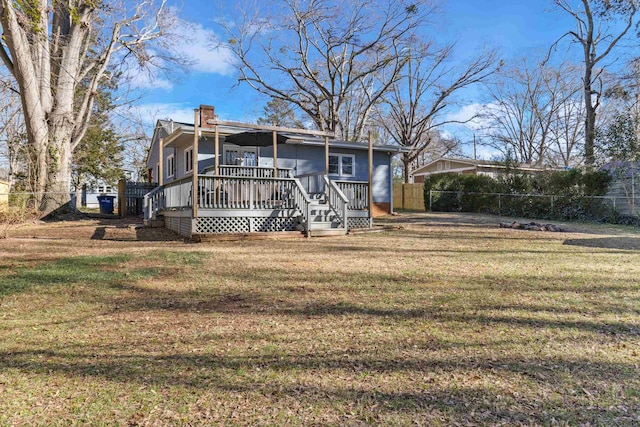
[[564, 237, 640, 251], [0, 346, 637, 424], [0, 254, 176, 298]]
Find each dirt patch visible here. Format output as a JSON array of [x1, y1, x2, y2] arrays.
[[7, 218, 184, 242]]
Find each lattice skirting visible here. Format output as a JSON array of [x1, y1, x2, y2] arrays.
[[195, 217, 298, 234], [348, 217, 371, 230], [165, 217, 192, 237]]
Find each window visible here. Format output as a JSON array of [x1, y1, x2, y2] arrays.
[[243, 149, 257, 167], [445, 161, 450, 170], [166, 154, 175, 178], [224, 146, 239, 165], [437, 161, 443, 171], [223, 145, 257, 166], [184, 146, 194, 173], [328, 155, 340, 175], [97, 185, 113, 193], [328, 153, 355, 177]]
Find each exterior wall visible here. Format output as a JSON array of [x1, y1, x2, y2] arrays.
[[372, 202, 391, 216], [147, 126, 170, 184], [82, 189, 118, 208], [251, 144, 393, 204], [0, 181, 8, 206]]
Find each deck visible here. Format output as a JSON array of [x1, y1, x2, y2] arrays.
[[144, 166, 371, 238]]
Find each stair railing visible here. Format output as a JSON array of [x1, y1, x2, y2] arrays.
[[323, 176, 349, 232], [291, 178, 312, 236], [143, 184, 166, 221]]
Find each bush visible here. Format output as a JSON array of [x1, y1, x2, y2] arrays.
[[422, 168, 632, 225], [0, 206, 38, 239]]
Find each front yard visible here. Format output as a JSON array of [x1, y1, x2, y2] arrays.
[[1, 213, 639, 425]]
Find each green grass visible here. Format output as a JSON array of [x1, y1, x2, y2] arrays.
[[0, 215, 639, 425]]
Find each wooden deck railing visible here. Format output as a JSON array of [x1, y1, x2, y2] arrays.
[[296, 172, 326, 195], [143, 176, 192, 220], [144, 169, 370, 234], [204, 165, 293, 179], [197, 175, 300, 210], [335, 181, 369, 210]]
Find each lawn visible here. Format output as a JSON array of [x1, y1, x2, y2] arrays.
[[1, 213, 639, 425]]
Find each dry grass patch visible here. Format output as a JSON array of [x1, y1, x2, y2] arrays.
[[0, 214, 639, 425]]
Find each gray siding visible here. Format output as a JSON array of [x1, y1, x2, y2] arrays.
[[259, 144, 392, 203], [146, 126, 171, 184]]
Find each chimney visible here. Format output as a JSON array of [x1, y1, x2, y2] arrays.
[[199, 105, 215, 128]]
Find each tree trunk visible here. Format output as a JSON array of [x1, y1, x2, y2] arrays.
[[584, 83, 596, 166], [403, 155, 411, 184]]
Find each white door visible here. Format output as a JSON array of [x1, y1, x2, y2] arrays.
[[241, 148, 257, 167]]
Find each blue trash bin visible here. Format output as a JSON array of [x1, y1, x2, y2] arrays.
[[97, 195, 116, 214]]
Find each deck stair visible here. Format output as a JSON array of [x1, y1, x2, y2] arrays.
[[306, 196, 347, 237]]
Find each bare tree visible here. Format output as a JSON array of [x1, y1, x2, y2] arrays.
[[0, 74, 25, 192], [379, 41, 499, 182], [216, 0, 435, 141], [550, 0, 638, 166], [481, 58, 584, 166], [0, 0, 178, 212], [547, 65, 586, 167]]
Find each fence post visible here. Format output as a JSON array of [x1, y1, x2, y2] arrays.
[[117, 179, 126, 217], [429, 190, 432, 211], [633, 171, 636, 216], [550, 196, 554, 216], [498, 194, 501, 216]]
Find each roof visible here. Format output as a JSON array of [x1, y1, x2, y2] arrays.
[[152, 119, 408, 153], [412, 157, 548, 176]]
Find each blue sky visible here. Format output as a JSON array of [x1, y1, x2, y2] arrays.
[[130, 0, 591, 154]]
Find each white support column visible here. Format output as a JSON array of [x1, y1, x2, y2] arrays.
[[158, 138, 164, 186], [368, 131, 373, 221], [193, 109, 199, 218]]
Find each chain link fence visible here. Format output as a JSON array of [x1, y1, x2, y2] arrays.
[[426, 190, 639, 224]]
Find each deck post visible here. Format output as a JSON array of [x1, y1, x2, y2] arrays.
[[193, 109, 199, 218], [272, 130, 278, 175], [368, 131, 373, 222], [214, 124, 219, 175], [325, 136, 329, 175], [158, 138, 164, 186]]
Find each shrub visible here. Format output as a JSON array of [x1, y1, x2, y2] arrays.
[[0, 206, 38, 239], [422, 168, 631, 225]]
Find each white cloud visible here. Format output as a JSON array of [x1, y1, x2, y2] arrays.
[[125, 68, 174, 91], [116, 103, 197, 133], [173, 18, 237, 76], [138, 103, 196, 125], [445, 103, 488, 130]]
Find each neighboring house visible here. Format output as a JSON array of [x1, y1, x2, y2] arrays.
[[80, 181, 118, 209], [411, 157, 548, 183], [0, 180, 8, 206], [144, 105, 405, 238]]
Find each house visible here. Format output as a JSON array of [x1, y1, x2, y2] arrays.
[[0, 180, 8, 206], [80, 181, 118, 209], [411, 157, 548, 183], [144, 105, 405, 238]]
